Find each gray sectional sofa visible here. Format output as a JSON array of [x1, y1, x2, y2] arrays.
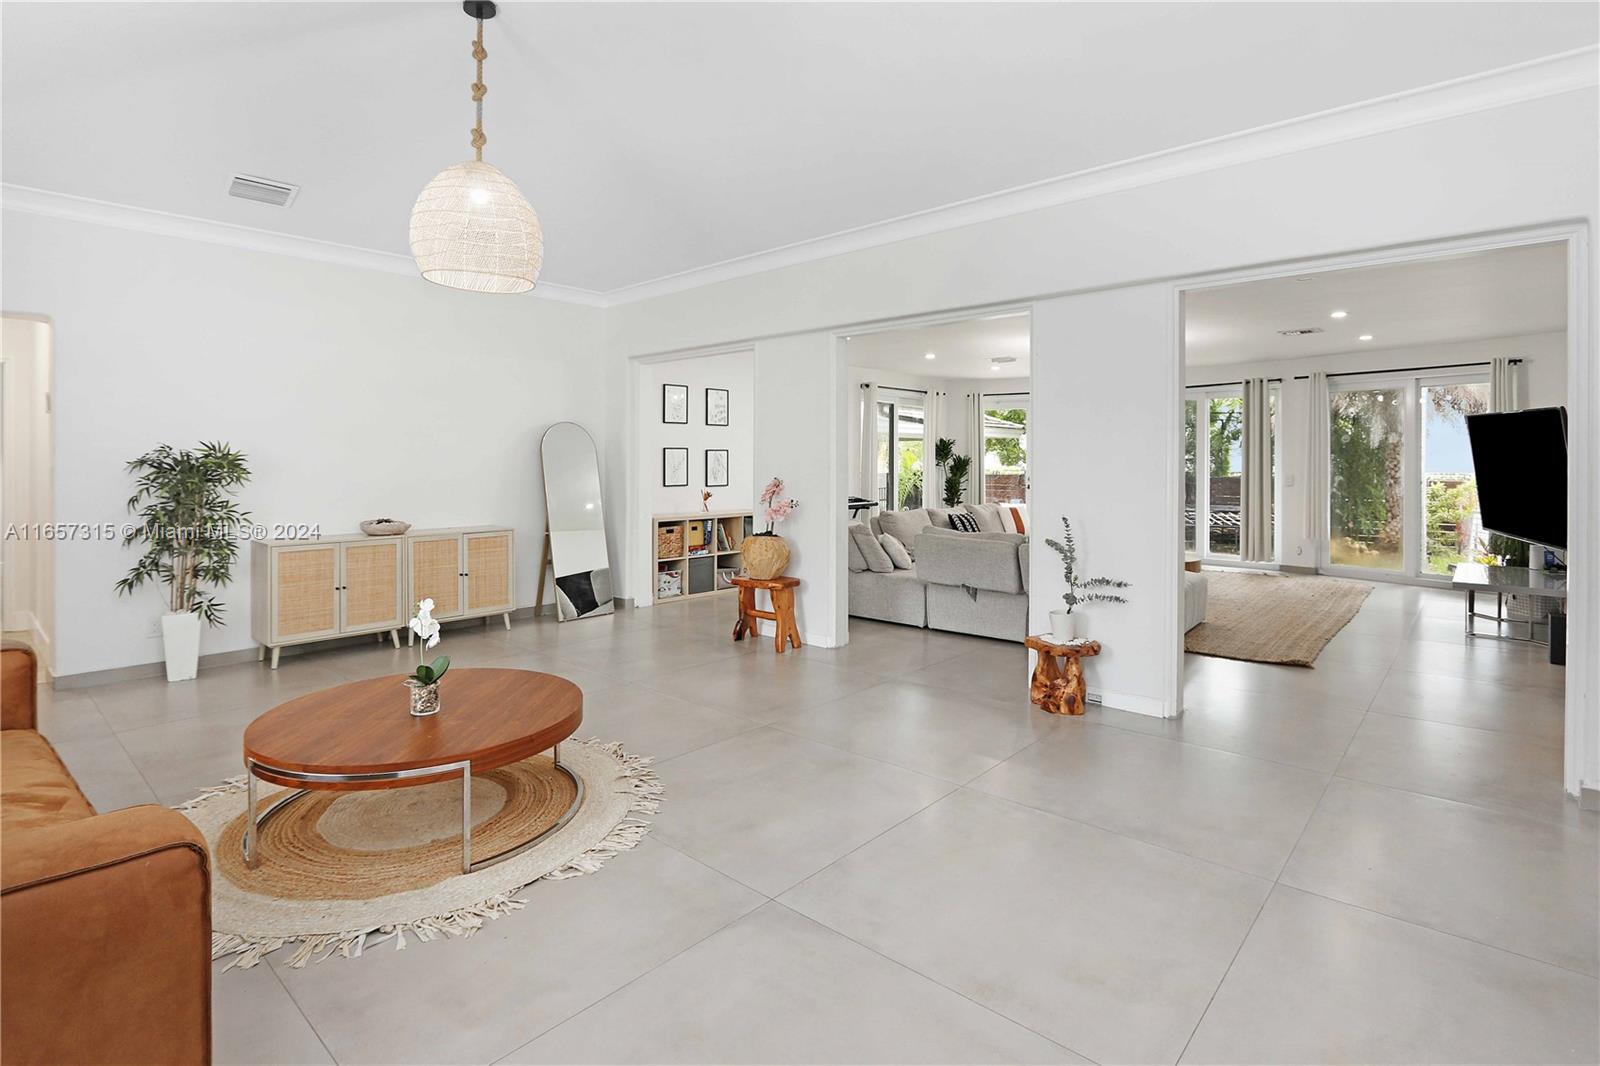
[[848, 507, 1030, 642]]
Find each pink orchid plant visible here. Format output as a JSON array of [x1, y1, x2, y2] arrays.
[[759, 477, 799, 533]]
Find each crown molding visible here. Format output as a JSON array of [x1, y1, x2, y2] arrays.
[[4, 46, 1593, 309], [603, 45, 1599, 305], [0, 184, 609, 307]]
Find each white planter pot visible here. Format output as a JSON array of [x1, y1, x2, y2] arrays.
[[161, 611, 201, 683], [1049, 608, 1077, 644]]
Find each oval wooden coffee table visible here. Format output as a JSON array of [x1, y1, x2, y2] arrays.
[[242, 668, 583, 874]]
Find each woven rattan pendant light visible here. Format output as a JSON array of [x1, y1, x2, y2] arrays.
[[410, 1, 543, 294]]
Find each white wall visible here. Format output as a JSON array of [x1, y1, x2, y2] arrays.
[[755, 333, 847, 647], [647, 351, 753, 515], [0, 316, 54, 670], [1, 211, 606, 679], [1032, 287, 1181, 716], [602, 90, 1596, 781], [1186, 331, 1569, 566]]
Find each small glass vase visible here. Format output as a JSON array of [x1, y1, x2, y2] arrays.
[[405, 678, 440, 717]]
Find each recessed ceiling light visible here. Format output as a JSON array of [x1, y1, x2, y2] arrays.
[[1330, 310, 1348, 319], [1359, 334, 1373, 341], [924, 352, 936, 360], [990, 365, 1000, 371]]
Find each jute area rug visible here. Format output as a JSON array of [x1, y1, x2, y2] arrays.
[[1185, 571, 1372, 667], [178, 739, 660, 970]]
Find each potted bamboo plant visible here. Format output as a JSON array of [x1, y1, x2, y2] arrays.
[[114, 442, 250, 682]]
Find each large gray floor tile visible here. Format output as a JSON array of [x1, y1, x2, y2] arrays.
[[1182, 886, 1600, 1064], [213, 961, 333, 1065], [88, 660, 350, 732], [576, 681, 760, 761], [771, 679, 1063, 782], [650, 727, 954, 895], [116, 708, 257, 805], [504, 902, 1081, 1065], [50, 735, 159, 811], [893, 643, 1033, 706], [1096, 689, 1366, 773], [271, 839, 762, 1065], [1369, 669, 1566, 741], [33, 684, 116, 743], [1389, 640, 1565, 690], [971, 722, 1328, 877], [640, 652, 875, 722], [1337, 712, 1579, 825], [782, 788, 1270, 1065], [1281, 778, 1599, 976]]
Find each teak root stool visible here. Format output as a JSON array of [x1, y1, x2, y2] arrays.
[[731, 576, 802, 653], [1025, 635, 1102, 715]]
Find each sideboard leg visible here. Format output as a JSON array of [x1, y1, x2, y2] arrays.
[[256, 645, 265, 663], [502, 612, 511, 630], [269, 646, 280, 670], [390, 629, 400, 649]]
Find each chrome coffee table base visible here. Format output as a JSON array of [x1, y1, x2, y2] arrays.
[[242, 743, 584, 875]]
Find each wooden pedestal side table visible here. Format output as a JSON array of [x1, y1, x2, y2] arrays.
[[731, 576, 802, 653], [1024, 635, 1102, 715]]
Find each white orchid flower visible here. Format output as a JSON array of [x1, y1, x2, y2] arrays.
[[409, 598, 441, 648]]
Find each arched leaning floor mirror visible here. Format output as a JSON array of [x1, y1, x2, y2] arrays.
[[540, 422, 615, 620]]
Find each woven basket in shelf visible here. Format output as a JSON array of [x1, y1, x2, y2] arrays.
[[657, 526, 684, 559]]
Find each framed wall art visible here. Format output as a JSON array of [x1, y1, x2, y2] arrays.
[[705, 448, 729, 487], [662, 447, 689, 486], [662, 383, 689, 424]]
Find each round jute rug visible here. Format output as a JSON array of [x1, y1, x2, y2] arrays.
[[178, 739, 661, 970]]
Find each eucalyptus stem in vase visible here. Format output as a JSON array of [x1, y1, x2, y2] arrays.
[[404, 598, 451, 716], [1043, 516, 1130, 643]]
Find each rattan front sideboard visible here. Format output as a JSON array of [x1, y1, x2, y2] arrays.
[[250, 526, 515, 668]]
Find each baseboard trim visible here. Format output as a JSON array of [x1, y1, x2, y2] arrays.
[[1089, 688, 1173, 718], [53, 602, 636, 690], [1279, 563, 1318, 575], [1581, 787, 1600, 813]]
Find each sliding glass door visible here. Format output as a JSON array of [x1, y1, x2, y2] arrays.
[[1325, 372, 1489, 580], [874, 391, 925, 510], [1185, 385, 1274, 562]]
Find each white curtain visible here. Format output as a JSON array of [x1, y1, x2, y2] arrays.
[[858, 382, 878, 501], [1490, 357, 1522, 412], [963, 391, 983, 504], [922, 390, 942, 509], [1240, 377, 1273, 562], [1303, 371, 1330, 559]]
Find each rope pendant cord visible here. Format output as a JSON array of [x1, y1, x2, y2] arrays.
[[470, 19, 487, 160]]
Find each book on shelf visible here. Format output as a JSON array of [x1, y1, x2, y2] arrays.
[[716, 522, 731, 552]]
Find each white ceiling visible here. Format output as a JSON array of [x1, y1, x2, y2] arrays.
[[3, 4, 1594, 294], [846, 313, 1030, 379], [1184, 242, 1568, 366]]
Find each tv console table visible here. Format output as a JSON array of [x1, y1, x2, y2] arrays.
[[1450, 563, 1566, 654]]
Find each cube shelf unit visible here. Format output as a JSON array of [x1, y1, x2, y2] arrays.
[[654, 510, 754, 603]]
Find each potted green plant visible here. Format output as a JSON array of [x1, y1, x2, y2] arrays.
[[114, 442, 250, 682], [934, 437, 971, 507], [1043, 516, 1130, 642]]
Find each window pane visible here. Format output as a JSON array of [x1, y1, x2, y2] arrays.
[[1183, 399, 1197, 551], [895, 403, 925, 509], [1330, 388, 1404, 570], [1422, 382, 1490, 574], [983, 403, 1028, 504], [1206, 396, 1243, 558]]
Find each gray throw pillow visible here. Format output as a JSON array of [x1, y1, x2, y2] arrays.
[[878, 508, 930, 555], [964, 503, 1003, 533], [849, 525, 895, 573], [846, 530, 869, 573], [878, 533, 914, 570], [925, 506, 960, 529]]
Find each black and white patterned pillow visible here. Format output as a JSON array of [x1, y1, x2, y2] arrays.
[[948, 511, 981, 533]]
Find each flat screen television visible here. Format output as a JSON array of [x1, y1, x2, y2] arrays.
[[1465, 406, 1567, 550]]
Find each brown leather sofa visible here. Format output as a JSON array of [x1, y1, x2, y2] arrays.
[[1, 644, 212, 1065]]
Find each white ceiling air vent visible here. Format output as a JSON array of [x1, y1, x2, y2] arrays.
[[228, 174, 300, 207], [1276, 327, 1325, 336], [990, 356, 1019, 367]]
